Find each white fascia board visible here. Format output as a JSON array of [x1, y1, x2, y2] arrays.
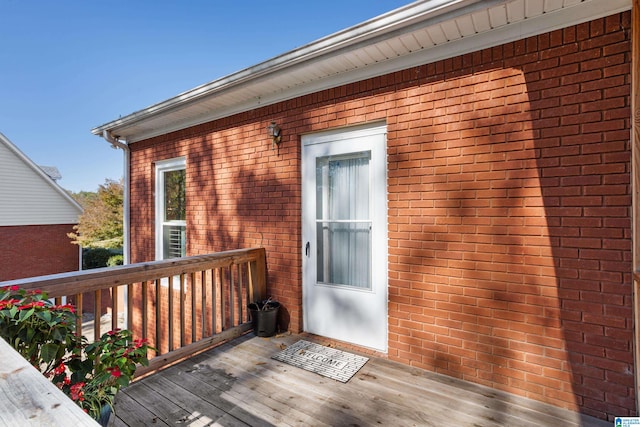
[[0, 132, 84, 214], [92, 0, 632, 143]]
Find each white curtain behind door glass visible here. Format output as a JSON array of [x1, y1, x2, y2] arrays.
[[316, 154, 371, 288]]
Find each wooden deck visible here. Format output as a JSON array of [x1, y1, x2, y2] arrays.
[[109, 333, 610, 427]]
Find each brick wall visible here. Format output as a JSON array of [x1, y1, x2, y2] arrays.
[[385, 12, 634, 420], [0, 224, 80, 281], [128, 12, 634, 420]]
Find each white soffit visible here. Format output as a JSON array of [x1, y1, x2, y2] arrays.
[[92, 0, 632, 143]]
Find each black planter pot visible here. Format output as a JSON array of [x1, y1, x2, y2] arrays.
[[96, 404, 112, 427], [247, 301, 280, 337]]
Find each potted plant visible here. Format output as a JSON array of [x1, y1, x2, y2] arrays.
[[0, 286, 153, 426], [247, 297, 280, 337]]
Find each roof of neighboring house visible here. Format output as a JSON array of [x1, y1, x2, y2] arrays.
[[92, 0, 632, 143], [0, 132, 83, 226], [39, 166, 62, 182]]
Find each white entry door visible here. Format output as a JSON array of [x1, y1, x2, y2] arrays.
[[302, 123, 387, 352]]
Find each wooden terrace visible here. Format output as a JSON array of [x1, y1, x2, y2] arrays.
[[110, 332, 609, 427], [0, 248, 611, 426]]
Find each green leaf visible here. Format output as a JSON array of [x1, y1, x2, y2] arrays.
[[18, 308, 34, 322], [41, 343, 60, 363], [51, 327, 64, 342], [85, 341, 99, 353], [25, 327, 35, 343], [39, 310, 52, 323], [116, 376, 130, 387]]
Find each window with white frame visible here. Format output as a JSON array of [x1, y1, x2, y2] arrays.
[[155, 157, 186, 260]]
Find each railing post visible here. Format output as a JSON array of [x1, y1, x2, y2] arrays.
[[249, 248, 267, 303]]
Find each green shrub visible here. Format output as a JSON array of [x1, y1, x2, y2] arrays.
[[107, 254, 124, 267], [82, 248, 112, 269]]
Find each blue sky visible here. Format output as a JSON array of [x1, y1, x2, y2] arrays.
[[0, 0, 410, 193]]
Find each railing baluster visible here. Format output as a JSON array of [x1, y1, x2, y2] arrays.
[[180, 273, 186, 347], [94, 289, 101, 339], [75, 293, 83, 338], [168, 276, 174, 351], [201, 270, 207, 338], [237, 264, 243, 325], [229, 264, 235, 327], [212, 268, 219, 334], [190, 272, 196, 343], [111, 285, 119, 332], [155, 278, 162, 354], [127, 283, 133, 332], [220, 267, 226, 331], [141, 281, 148, 340]]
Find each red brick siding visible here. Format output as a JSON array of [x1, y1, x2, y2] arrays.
[[128, 12, 634, 420], [0, 224, 79, 281]]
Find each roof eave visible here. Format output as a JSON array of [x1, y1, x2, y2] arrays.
[[92, 0, 633, 143], [91, 0, 485, 140]]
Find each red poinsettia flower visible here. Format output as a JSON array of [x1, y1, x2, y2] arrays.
[[133, 338, 149, 348], [70, 382, 85, 401], [53, 363, 66, 376], [0, 299, 20, 308], [107, 367, 122, 378], [55, 304, 76, 313]]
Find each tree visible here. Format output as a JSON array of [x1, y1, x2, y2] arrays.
[[68, 179, 123, 249]]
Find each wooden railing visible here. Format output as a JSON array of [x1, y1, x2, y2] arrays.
[[0, 247, 267, 377]]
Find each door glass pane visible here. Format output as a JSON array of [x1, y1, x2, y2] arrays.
[[316, 153, 371, 289]]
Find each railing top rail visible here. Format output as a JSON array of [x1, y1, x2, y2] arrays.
[[0, 247, 266, 298]]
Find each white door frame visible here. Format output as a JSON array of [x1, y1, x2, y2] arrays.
[[301, 122, 388, 352]]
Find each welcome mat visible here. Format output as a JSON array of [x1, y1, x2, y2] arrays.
[[272, 340, 369, 383]]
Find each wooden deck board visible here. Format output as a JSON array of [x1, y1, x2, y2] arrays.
[[110, 333, 611, 427], [207, 339, 447, 426], [193, 349, 375, 426]]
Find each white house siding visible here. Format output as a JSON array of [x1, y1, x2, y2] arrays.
[[0, 133, 82, 226]]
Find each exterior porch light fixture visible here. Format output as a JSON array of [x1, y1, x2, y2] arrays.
[[267, 122, 281, 149]]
